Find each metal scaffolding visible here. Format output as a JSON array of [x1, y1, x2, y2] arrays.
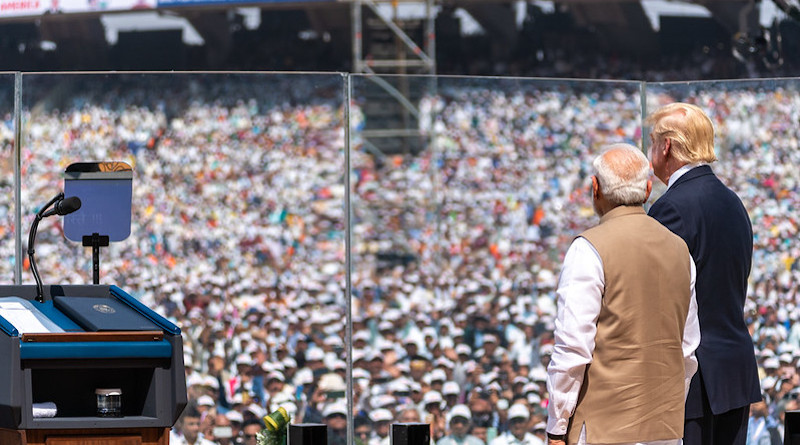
[[350, 0, 436, 155]]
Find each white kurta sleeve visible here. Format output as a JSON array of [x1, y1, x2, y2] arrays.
[[682, 258, 700, 400], [546, 237, 604, 435]]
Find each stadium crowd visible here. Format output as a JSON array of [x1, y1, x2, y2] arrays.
[[1, 75, 800, 445]]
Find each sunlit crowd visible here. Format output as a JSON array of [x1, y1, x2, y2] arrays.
[[0, 76, 799, 445]]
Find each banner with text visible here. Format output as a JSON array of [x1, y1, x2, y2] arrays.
[[156, 0, 332, 7], [1, 0, 156, 18]]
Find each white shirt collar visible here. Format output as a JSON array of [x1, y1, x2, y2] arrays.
[[667, 163, 706, 190]]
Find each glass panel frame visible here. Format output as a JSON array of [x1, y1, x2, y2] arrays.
[[0, 73, 16, 285], [16, 71, 349, 441], [347, 74, 643, 444], [645, 78, 800, 358], [3, 71, 800, 444]]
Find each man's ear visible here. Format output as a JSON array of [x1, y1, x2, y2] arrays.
[[645, 180, 652, 201], [591, 175, 599, 199]]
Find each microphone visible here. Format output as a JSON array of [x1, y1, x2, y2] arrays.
[[42, 196, 82, 217], [28, 193, 82, 302]]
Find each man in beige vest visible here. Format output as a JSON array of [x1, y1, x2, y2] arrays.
[[545, 144, 700, 445]]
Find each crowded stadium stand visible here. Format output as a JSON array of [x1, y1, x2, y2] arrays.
[[1, 1, 800, 444], [0, 71, 798, 444]]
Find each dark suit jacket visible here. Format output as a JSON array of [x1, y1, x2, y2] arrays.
[[648, 165, 760, 418]]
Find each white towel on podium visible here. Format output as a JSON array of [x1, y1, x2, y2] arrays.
[[32, 402, 57, 418]]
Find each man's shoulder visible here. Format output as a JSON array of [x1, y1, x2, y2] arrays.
[[168, 432, 186, 445], [665, 167, 732, 200], [489, 435, 508, 445], [490, 433, 542, 445], [523, 432, 545, 445], [649, 182, 711, 219], [465, 435, 485, 445], [437, 436, 456, 445], [652, 173, 747, 221], [673, 164, 716, 186], [169, 436, 216, 445]]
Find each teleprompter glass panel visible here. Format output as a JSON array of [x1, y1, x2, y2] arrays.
[[64, 161, 134, 243]]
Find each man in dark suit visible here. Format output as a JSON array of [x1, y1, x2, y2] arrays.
[[646, 102, 760, 444]]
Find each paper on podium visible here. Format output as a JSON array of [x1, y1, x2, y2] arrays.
[[0, 297, 65, 334]]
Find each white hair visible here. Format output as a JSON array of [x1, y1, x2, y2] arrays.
[[592, 143, 650, 205]]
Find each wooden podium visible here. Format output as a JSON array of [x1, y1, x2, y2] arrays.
[[0, 285, 187, 445], [0, 427, 169, 445]]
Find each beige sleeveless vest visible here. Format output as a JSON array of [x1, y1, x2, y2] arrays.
[[566, 205, 691, 444]]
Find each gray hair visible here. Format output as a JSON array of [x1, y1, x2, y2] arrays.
[[592, 143, 650, 205]]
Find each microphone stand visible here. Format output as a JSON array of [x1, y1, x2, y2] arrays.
[[28, 193, 63, 303]]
